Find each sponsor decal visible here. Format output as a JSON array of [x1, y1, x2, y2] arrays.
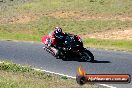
[[76, 66, 131, 85]]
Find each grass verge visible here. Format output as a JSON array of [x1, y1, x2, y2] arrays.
[[0, 32, 132, 51], [0, 32, 40, 41], [0, 61, 96, 88], [84, 38, 132, 51]]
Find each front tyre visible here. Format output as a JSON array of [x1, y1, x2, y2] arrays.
[[80, 49, 94, 62]]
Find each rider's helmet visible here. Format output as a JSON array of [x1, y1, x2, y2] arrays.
[[54, 27, 63, 40], [54, 27, 62, 34]]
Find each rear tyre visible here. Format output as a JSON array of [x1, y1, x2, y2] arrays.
[[61, 54, 67, 61]]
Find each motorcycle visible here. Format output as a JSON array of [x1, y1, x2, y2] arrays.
[[41, 32, 94, 62]]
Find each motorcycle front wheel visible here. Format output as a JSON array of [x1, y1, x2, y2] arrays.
[[80, 49, 94, 62]]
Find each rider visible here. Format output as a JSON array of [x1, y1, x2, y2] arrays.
[[50, 27, 66, 49]]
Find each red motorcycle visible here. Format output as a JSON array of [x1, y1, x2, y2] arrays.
[[41, 32, 94, 62]]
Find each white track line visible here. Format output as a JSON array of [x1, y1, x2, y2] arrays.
[[33, 68, 117, 88], [99, 84, 117, 88], [33, 68, 76, 79]]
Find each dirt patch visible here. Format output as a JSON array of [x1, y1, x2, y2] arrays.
[[84, 28, 132, 40], [0, 13, 39, 24], [46, 11, 132, 21], [9, 14, 39, 24]]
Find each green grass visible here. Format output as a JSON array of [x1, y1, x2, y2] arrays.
[[1, 16, 132, 35], [0, 61, 96, 88], [1, 0, 132, 22], [0, 61, 32, 72], [2, 0, 131, 16], [0, 32, 40, 41], [0, 0, 132, 25], [84, 38, 132, 51]]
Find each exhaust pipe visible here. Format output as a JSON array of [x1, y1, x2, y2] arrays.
[[43, 46, 57, 56]]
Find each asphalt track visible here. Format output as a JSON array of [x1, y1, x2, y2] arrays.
[[0, 40, 132, 88]]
